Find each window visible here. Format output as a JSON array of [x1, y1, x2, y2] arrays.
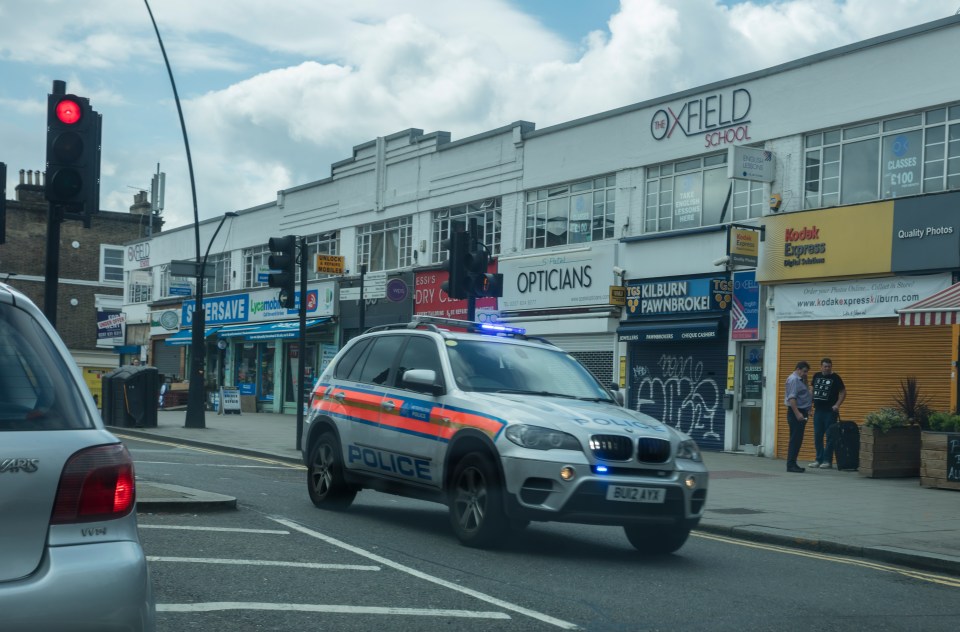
[[356, 336, 404, 385], [356, 217, 413, 272], [335, 339, 371, 380], [305, 231, 340, 280], [804, 104, 960, 209], [198, 252, 231, 294], [431, 199, 501, 263], [161, 266, 194, 299], [525, 176, 616, 249], [395, 336, 444, 389], [128, 270, 153, 304], [101, 246, 124, 284], [243, 245, 272, 288], [644, 154, 758, 234]]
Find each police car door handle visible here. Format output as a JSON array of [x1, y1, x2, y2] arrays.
[[382, 400, 396, 411], [333, 391, 346, 402]]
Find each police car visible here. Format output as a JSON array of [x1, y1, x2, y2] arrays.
[[301, 316, 708, 554]]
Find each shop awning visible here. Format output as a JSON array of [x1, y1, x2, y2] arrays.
[[220, 318, 330, 341], [897, 282, 960, 326], [216, 323, 269, 339], [617, 320, 720, 343], [163, 327, 221, 346]]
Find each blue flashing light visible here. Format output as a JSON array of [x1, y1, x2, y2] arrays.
[[479, 322, 526, 335], [595, 464, 609, 474]]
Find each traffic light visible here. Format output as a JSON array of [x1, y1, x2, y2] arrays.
[[45, 82, 101, 222], [465, 234, 503, 298], [267, 235, 297, 309], [440, 229, 470, 300]]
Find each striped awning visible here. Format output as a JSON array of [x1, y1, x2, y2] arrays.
[[897, 282, 960, 326]]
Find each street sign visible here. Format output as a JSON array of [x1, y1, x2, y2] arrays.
[[170, 259, 215, 279], [169, 282, 193, 297], [339, 287, 361, 301], [315, 254, 345, 275]]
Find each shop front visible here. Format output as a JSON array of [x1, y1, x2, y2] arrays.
[[758, 195, 960, 461], [496, 243, 621, 387], [338, 271, 414, 342], [617, 275, 732, 451]]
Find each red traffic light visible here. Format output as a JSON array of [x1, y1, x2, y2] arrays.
[[55, 99, 82, 125]]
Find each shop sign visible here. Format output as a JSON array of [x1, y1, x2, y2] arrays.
[[625, 276, 731, 319], [499, 244, 615, 311], [127, 242, 150, 268], [773, 273, 951, 321], [756, 202, 893, 282], [731, 271, 760, 340], [158, 310, 179, 331], [414, 268, 496, 320], [650, 87, 752, 148], [182, 294, 249, 326], [728, 224, 761, 267], [727, 146, 775, 182], [891, 191, 960, 272]]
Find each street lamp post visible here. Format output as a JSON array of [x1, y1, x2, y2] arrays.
[[185, 211, 239, 429]]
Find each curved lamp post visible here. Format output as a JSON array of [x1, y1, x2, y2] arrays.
[[185, 211, 239, 429]]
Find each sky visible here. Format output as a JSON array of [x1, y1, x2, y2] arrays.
[[2, 0, 958, 229]]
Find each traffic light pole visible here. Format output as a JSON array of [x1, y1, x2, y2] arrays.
[[295, 236, 307, 449], [43, 203, 62, 325]]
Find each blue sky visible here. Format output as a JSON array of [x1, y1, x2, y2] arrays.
[[1, 0, 957, 229]]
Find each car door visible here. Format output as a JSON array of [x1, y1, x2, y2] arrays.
[[376, 335, 447, 488]]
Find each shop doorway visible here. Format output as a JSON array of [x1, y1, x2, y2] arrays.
[[737, 343, 764, 453]]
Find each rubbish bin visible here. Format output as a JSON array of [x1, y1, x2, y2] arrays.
[[101, 366, 159, 428]]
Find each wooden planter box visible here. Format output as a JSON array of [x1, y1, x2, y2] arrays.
[[859, 425, 921, 478], [920, 431, 960, 491]]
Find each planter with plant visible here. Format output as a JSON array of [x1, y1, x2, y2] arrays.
[[860, 378, 928, 478], [920, 411, 960, 491]]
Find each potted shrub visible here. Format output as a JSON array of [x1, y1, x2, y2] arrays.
[[920, 411, 960, 491], [860, 403, 922, 478]]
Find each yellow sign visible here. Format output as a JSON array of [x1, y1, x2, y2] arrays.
[[315, 254, 345, 275], [619, 355, 626, 389], [756, 201, 893, 282], [727, 356, 735, 391], [609, 285, 626, 306], [729, 225, 760, 267]]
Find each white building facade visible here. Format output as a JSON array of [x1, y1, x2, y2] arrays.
[[124, 16, 960, 460]]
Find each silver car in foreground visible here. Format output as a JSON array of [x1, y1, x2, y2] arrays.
[[0, 283, 155, 631]]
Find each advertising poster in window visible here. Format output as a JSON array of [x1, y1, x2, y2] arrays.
[[882, 130, 921, 198], [569, 193, 591, 243], [673, 173, 702, 230]]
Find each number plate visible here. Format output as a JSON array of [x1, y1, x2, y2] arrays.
[[606, 485, 665, 504]]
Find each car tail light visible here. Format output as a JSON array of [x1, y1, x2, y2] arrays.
[[51, 443, 136, 524]]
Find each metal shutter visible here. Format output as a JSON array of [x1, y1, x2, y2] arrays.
[[544, 334, 615, 387], [153, 341, 183, 382], [775, 318, 952, 460], [626, 339, 728, 451]]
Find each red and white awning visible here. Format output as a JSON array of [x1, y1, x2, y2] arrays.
[[897, 282, 960, 326]]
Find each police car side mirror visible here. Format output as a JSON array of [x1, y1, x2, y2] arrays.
[[403, 369, 444, 396], [609, 383, 625, 407]]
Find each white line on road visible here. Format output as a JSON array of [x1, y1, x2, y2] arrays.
[[269, 516, 581, 630], [148, 556, 379, 571], [136, 460, 291, 469], [139, 524, 289, 535], [158, 602, 511, 619]]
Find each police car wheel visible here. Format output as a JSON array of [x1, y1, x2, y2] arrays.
[[307, 433, 357, 510], [623, 525, 691, 555], [448, 453, 507, 548]]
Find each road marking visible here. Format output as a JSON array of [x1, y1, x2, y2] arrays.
[[158, 602, 511, 619], [148, 556, 379, 571], [269, 516, 581, 630], [136, 460, 291, 469], [139, 525, 289, 535], [695, 532, 960, 588]]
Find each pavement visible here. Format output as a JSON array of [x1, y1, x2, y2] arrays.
[[117, 409, 960, 576]]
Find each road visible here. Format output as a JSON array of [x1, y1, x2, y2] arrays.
[[127, 437, 960, 631]]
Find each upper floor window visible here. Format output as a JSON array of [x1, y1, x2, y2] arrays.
[[128, 269, 152, 304], [243, 245, 271, 288], [525, 176, 616, 249], [431, 199, 501, 263], [202, 252, 231, 294], [305, 231, 339, 280], [643, 154, 764, 234], [356, 217, 413, 272], [804, 104, 960, 209], [101, 246, 124, 284], [160, 266, 193, 299]]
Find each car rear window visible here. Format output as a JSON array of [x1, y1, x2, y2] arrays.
[[0, 303, 94, 430]]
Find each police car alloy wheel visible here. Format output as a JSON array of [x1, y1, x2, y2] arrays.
[[449, 453, 508, 547], [308, 432, 357, 510]]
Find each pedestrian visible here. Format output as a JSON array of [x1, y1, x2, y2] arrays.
[[809, 357, 846, 469], [784, 360, 812, 473]]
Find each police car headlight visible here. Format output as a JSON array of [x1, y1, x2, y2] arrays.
[[676, 439, 702, 462], [505, 425, 582, 451]]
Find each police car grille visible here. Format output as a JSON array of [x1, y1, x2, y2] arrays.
[[637, 438, 672, 463], [589, 435, 633, 461]]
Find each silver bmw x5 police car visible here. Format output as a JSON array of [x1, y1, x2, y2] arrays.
[[302, 317, 708, 554]]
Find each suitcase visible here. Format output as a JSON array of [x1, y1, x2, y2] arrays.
[[828, 420, 860, 471]]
